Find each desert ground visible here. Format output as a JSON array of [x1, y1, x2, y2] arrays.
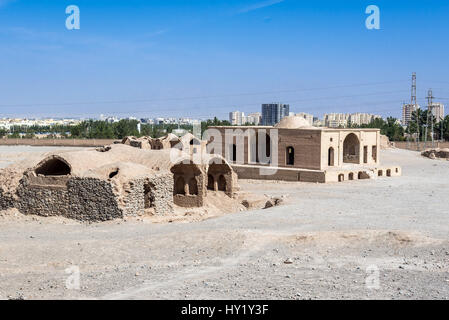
[[0, 146, 448, 300]]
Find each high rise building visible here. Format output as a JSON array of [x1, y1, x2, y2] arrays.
[[349, 113, 381, 126], [324, 113, 349, 128], [245, 112, 262, 125], [430, 103, 445, 123], [261, 103, 289, 126], [402, 103, 420, 126], [324, 113, 380, 128], [229, 111, 245, 125]]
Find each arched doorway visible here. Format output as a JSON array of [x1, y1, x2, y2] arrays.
[[218, 175, 226, 191], [338, 174, 344, 182], [328, 147, 334, 166], [343, 133, 360, 164], [349, 173, 354, 180], [188, 178, 198, 195], [208, 160, 232, 197], [207, 174, 214, 191], [286, 146, 294, 165], [174, 176, 185, 195]]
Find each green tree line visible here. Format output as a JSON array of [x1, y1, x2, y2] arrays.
[[3, 115, 446, 142], [0, 118, 232, 140], [348, 117, 405, 141]]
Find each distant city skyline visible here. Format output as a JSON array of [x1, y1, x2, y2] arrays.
[[0, 1, 449, 119]]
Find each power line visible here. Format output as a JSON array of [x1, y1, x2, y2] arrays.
[[0, 80, 408, 108]]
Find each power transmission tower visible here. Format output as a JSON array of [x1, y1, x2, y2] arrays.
[[426, 89, 435, 148], [411, 72, 419, 150], [405, 99, 410, 150]]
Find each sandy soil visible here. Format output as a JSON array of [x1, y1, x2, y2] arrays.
[[0, 147, 448, 300]]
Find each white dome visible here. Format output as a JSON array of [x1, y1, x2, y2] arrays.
[[274, 116, 314, 129]]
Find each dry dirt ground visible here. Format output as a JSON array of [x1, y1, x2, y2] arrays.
[[0, 146, 448, 300]]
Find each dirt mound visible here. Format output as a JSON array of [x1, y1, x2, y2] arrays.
[[285, 230, 442, 248]]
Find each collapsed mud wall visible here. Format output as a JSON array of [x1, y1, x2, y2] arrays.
[[118, 173, 174, 217], [147, 173, 174, 215]]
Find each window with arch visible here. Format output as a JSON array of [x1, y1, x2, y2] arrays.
[[286, 146, 294, 165], [35, 157, 71, 176], [328, 147, 334, 166]]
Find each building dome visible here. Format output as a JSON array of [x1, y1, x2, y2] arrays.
[[274, 115, 314, 129]]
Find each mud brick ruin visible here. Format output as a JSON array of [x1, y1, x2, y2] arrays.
[[0, 123, 402, 222], [0, 142, 236, 221]]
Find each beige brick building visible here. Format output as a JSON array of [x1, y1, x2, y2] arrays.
[[210, 115, 400, 183]]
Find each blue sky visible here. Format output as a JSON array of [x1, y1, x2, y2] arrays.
[[0, 0, 448, 119]]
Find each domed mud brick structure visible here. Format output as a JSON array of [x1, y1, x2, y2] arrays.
[[0, 144, 236, 221]]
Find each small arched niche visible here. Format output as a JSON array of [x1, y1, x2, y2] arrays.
[[35, 157, 71, 176]]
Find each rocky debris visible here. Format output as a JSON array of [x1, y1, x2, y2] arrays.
[[273, 196, 284, 206], [121, 136, 152, 149], [96, 146, 111, 152], [264, 201, 274, 209], [240, 194, 286, 210], [421, 148, 449, 160]]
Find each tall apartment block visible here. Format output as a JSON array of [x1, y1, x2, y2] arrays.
[[402, 104, 420, 126], [261, 103, 289, 126], [246, 112, 262, 125], [324, 113, 381, 128], [430, 103, 445, 123], [229, 111, 245, 125]]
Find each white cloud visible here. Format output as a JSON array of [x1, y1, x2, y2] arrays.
[[238, 0, 284, 14]]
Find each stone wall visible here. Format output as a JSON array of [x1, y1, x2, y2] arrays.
[[119, 178, 146, 217], [232, 164, 326, 183], [0, 189, 14, 211], [16, 175, 123, 221], [68, 178, 123, 221], [117, 174, 174, 217], [147, 173, 174, 215]]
